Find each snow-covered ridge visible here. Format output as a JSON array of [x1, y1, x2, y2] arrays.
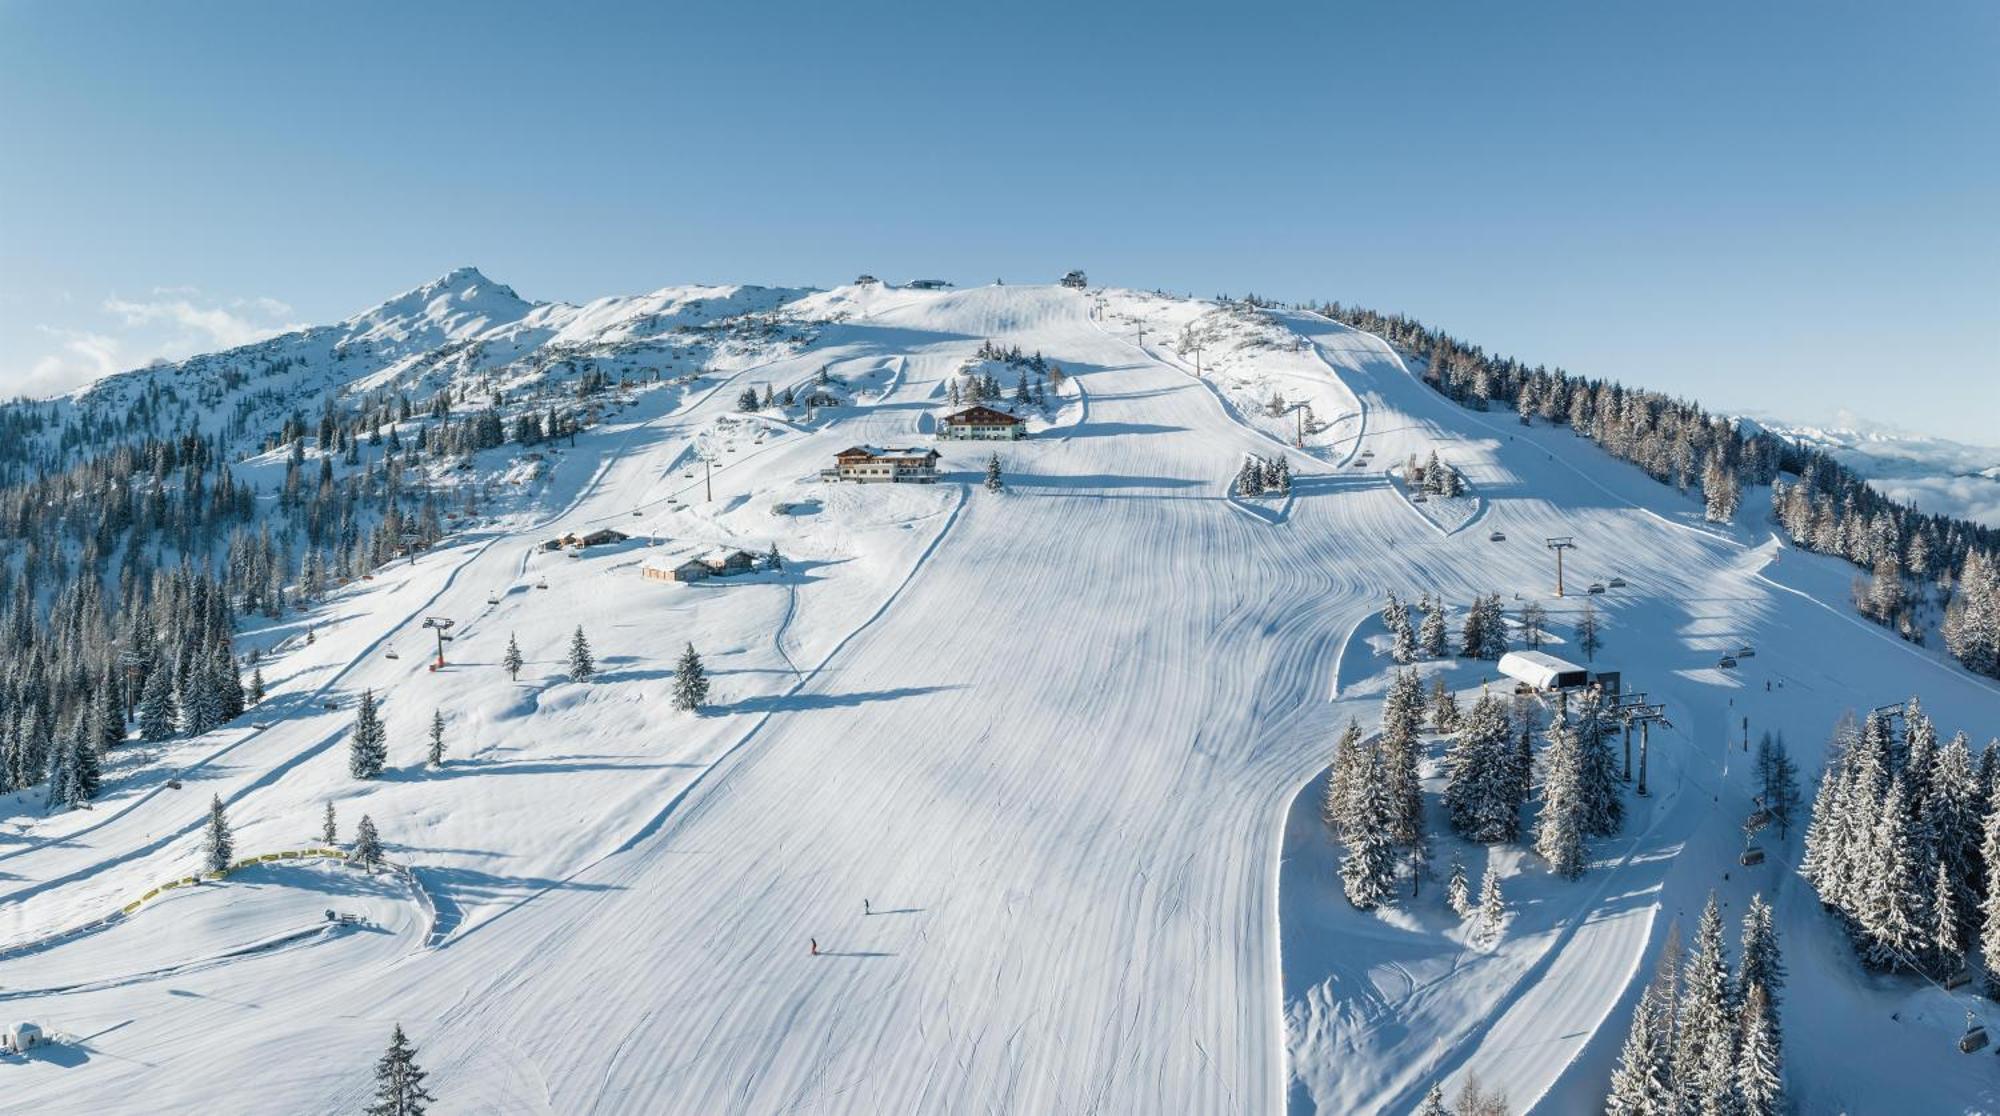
[[1743, 412, 2000, 527]]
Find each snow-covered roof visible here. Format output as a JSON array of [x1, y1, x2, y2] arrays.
[[836, 445, 938, 461], [1497, 650, 1590, 690]]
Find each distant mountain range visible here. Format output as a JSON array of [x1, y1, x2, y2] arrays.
[[1742, 411, 2000, 527]]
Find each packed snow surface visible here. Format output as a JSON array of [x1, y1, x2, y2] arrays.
[[3, 279, 1998, 1114]]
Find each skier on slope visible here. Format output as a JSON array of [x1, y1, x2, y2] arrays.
[[810, 938, 819, 956]]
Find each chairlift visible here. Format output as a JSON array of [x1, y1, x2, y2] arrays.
[[1736, 646, 1756, 658], [1718, 655, 1738, 669], [1739, 845, 1765, 866], [1587, 582, 1607, 594], [1489, 531, 1507, 542], [1961, 1012, 1989, 1053], [487, 592, 499, 605], [1607, 576, 1627, 588], [385, 648, 399, 660], [536, 577, 549, 590]]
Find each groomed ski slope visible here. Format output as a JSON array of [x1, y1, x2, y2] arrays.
[[1, 283, 1996, 1114]]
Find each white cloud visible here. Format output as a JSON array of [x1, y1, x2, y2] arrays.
[[6, 287, 308, 399], [22, 326, 124, 395], [102, 292, 305, 355]]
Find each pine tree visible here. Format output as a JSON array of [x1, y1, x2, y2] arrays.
[[1381, 669, 1426, 848], [1535, 715, 1588, 878], [1575, 694, 1625, 837], [353, 814, 382, 871], [1860, 777, 1926, 970], [249, 666, 265, 705], [1323, 719, 1366, 836], [364, 1023, 435, 1116], [1429, 678, 1460, 733], [427, 709, 445, 767], [765, 542, 783, 571], [1416, 1084, 1448, 1116], [1386, 594, 1416, 664], [567, 626, 595, 682], [984, 453, 1004, 492], [1474, 868, 1506, 947], [1605, 980, 1673, 1116], [502, 632, 524, 681], [1980, 791, 2000, 995], [1672, 895, 1737, 1110], [322, 800, 338, 846], [1577, 602, 1603, 662], [673, 642, 709, 712], [138, 667, 177, 742], [1446, 693, 1520, 843], [1340, 745, 1399, 910], [67, 728, 101, 806], [1418, 596, 1449, 659], [203, 794, 233, 875], [1736, 894, 1785, 1023], [1734, 983, 1783, 1116], [349, 689, 387, 779], [1446, 858, 1472, 917]]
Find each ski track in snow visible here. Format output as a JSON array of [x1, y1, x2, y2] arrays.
[[0, 284, 1995, 1114]]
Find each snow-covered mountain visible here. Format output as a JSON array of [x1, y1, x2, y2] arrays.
[[2, 273, 1997, 1115], [1745, 411, 2000, 528]]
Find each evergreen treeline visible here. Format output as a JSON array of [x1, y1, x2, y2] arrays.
[[1234, 454, 1291, 498], [1316, 301, 2000, 681], [1, 562, 244, 808], [1800, 699, 1995, 977]]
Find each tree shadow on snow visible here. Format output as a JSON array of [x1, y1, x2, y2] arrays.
[[721, 684, 962, 716]]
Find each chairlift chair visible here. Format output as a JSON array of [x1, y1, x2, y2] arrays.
[[1607, 576, 1627, 588]]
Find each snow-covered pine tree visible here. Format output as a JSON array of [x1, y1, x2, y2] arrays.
[[567, 626, 595, 683], [1574, 694, 1624, 837], [427, 709, 445, 767], [765, 542, 783, 571], [349, 689, 387, 779], [202, 794, 232, 875], [1446, 692, 1519, 843], [1576, 601, 1603, 662], [1859, 777, 1926, 970], [177, 661, 222, 736], [1922, 730, 1982, 948], [1323, 719, 1366, 836], [1445, 858, 1472, 918], [322, 801, 337, 846], [353, 814, 382, 871], [138, 667, 177, 742], [1429, 679, 1459, 733], [1423, 450, 1445, 496], [1481, 594, 1510, 659], [1458, 599, 1488, 660], [1473, 868, 1506, 947], [1381, 669, 1426, 848], [365, 1023, 435, 1116], [249, 666, 265, 705], [502, 632, 524, 681], [66, 727, 100, 806], [1534, 715, 1588, 878], [736, 387, 761, 412], [673, 642, 709, 713], [1418, 595, 1449, 660], [1734, 982, 1783, 1116], [1416, 1084, 1448, 1116], [985, 452, 1004, 492], [1339, 746, 1398, 910], [1604, 980, 1673, 1116], [1671, 895, 1737, 1112], [1982, 792, 2000, 995], [1736, 894, 1784, 1023]]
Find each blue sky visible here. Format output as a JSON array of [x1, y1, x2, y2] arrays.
[[2, 1, 1995, 442]]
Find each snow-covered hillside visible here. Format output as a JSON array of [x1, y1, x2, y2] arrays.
[[1746, 413, 2000, 529], [2, 275, 1997, 1115]]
